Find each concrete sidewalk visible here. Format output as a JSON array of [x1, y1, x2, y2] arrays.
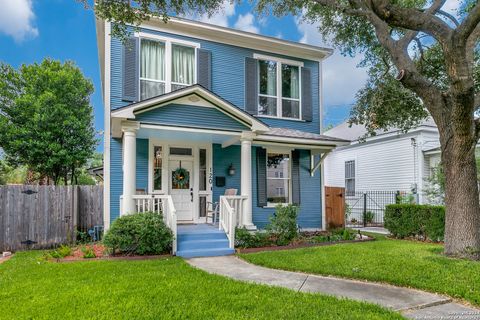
[[187, 256, 479, 319]]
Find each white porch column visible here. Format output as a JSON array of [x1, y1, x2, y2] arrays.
[[241, 132, 256, 230], [122, 121, 140, 215]]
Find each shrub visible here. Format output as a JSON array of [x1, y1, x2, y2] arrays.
[[384, 204, 445, 241], [266, 204, 299, 246], [235, 228, 273, 248], [103, 212, 174, 255], [48, 245, 72, 259]]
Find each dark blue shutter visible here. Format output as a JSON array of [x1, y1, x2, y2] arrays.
[[256, 147, 267, 207], [122, 37, 139, 102], [301, 67, 312, 122], [197, 48, 212, 90], [291, 150, 301, 205], [245, 57, 258, 115]]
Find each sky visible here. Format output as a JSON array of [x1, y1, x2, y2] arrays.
[[0, 0, 462, 152]]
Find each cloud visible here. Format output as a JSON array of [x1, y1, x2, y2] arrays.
[[234, 13, 259, 33], [184, 1, 235, 27], [296, 18, 368, 110], [0, 0, 38, 42]]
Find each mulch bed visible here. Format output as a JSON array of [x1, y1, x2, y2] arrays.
[[50, 244, 172, 263], [236, 238, 375, 254]]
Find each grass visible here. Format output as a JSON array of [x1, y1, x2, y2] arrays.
[[239, 236, 480, 306], [0, 251, 403, 320]]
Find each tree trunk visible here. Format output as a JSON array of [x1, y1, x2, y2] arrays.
[[439, 114, 480, 259]]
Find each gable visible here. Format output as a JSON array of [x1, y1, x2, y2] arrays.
[[135, 103, 249, 131]]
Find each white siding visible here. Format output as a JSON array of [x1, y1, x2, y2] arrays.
[[325, 135, 419, 191]]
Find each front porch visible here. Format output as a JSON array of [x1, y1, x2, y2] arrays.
[[109, 86, 347, 257]]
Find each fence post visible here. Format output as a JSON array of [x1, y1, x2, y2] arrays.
[[363, 192, 367, 227]]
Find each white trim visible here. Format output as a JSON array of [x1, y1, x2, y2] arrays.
[[136, 31, 200, 48], [318, 59, 324, 134], [110, 86, 270, 137], [139, 17, 332, 60], [254, 134, 349, 147], [265, 149, 292, 207], [103, 21, 111, 230], [253, 53, 304, 67], [137, 34, 199, 99], [256, 115, 306, 122], [140, 123, 241, 136], [256, 57, 302, 120], [147, 139, 212, 223]]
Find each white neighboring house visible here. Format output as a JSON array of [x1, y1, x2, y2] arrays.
[[323, 118, 442, 204]]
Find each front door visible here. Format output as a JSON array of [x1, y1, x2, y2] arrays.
[[169, 159, 194, 221]]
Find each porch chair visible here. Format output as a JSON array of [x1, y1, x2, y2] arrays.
[[206, 188, 238, 224]]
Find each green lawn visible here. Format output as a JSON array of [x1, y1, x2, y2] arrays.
[[239, 237, 480, 306], [0, 251, 402, 320]]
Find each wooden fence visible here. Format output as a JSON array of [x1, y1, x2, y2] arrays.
[[0, 185, 103, 251]]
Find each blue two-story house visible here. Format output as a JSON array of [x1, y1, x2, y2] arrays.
[[95, 15, 347, 257]]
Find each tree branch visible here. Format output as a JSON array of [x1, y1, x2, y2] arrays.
[[437, 10, 459, 27], [370, 0, 452, 45], [455, 2, 480, 44]]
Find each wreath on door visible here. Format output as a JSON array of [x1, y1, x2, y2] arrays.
[[172, 167, 189, 188]]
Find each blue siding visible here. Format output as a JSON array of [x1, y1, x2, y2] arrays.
[[251, 148, 322, 229], [136, 139, 149, 192], [212, 144, 242, 201], [213, 144, 322, 229], [109, 26, 323, 224], [136, 104, 248, 131], [110, 138, 123, 222], [110, 28, 320, 133], [109, 138, 149, 223]]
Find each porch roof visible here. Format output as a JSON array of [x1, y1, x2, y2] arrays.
[[111, 85, 270, 138]]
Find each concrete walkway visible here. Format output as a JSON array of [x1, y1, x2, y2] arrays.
[[188, 256, 480, 319]]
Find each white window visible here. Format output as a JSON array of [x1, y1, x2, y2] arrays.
[[258, 57, 301, 119], [345, 160, 355, 196], [140, 37, 196, 100], [266, 152, 291, 205]]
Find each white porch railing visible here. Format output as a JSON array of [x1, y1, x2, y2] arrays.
[[219, 196, 236, 249], [224, 196, 248, 227], [120, 194, 177, 254]]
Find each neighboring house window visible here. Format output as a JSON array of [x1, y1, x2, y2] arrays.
[[345, 160, 355, 196], [140, 38, 196, 100], [258, 58, 300, 119], [153, 146, 163, 191], [266, 152, 290, 205]]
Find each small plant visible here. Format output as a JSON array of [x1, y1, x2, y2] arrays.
[[76, 230, 90, 244], [82, 246, 96, 259], [48, 245, 72, 259], [266, 204, 299, 246], [345, 203, 352, 221], [351, 218, 358, 224], [364, 211, 375, 224], [235, 228, 273, 248]]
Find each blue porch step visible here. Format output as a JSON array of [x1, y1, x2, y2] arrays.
[[176, 224, 235, 258]]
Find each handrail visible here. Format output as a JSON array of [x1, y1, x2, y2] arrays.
[[223, 195, 247, 227], [219, 196, 236, 249], [120, 194, 177, 255]]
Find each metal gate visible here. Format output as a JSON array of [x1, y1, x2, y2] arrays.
[[345, 191, 408, 227]]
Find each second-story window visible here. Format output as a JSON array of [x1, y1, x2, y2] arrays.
[[258, 58, 301, 119], [140, 38, 196, 100], [140, 39, 166, 100]]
